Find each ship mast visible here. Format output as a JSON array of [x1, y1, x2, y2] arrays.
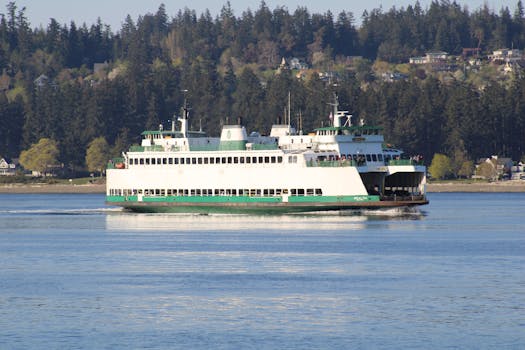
[[178, 90, 190, 138]]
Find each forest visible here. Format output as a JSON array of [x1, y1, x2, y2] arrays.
[[1, 0, 525, 176]]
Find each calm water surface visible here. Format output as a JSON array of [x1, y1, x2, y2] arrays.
[[0, 193, 524, 349]]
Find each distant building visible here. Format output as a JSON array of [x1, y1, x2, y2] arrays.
[[475, 155, 514, 180], [0, 157, 17, 176], [462, 48, 481, 59], [34, 74, 49, 88], [489, 49, 523, 63], [409, 51, 449, 65], [289, 58, 308, 70], [381, 72, 408, 82], [93, 61, 109, 74]]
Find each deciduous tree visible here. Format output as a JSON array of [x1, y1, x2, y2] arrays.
[[429, 153, 453, 180], [19, 138, 59, 176], [85, 136, 110, 176]]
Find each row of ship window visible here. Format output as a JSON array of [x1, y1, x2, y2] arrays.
[[126, 153, 393, 166], [128, 155, 293, 166], [109, 188, 323, 197]]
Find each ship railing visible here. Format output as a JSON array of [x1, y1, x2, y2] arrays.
[[306, 159, 356, 167], [388, 159, 424, 166], [129, 145, 165, 152]]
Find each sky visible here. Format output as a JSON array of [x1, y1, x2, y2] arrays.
[[1, 0, 515, 31]]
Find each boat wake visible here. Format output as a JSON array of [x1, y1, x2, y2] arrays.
[[0, 207, 123, 215], [359, 206, 425, 218]]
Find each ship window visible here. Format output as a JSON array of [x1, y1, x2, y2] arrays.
[[372, 154, 377, 162], [291, 189, 297, 195], [252, 157, 257, 163], [228, 157, 232, 164], [158, 158, 162, 164], [269, 189, 275, 195], [160, 189, 165, 196], [232, 189, 237, 195], [153, 158, 158, 165], [270, 156, 276, 163], [196, 189, 201, 195], [191, 189, 196, 195], [378, 154, 383, 161], [139, 158, 144, 165], [246, 157, 251, 164], [163, 158, 167, 164], [155, 189, 160, 195], [307, 189, 314, 195], [192, 158, 197, 164], [278, 156, 283, 163], [180, 158, 185, 164], [234, 157, 238, 164], [298, 189, 305, 196], [240, 157, 245, 164], [263, 189, 269, 196], [264, 157, 270, 163], [174, 158, 179, 164], [221, 157, 226, 163], [215, 189, 220, 195], [316, 188, 322, 195], [204, 158, 208, 164], [146, 158, 150, 165], [167, 189, 172, 195], [366, 154, 372, 162], [168, 158, 173, 164], [185, 157, 190, 164], [198, 158, 203, 164], [209, 157, 214, 164], [259, 156, 264, 163]]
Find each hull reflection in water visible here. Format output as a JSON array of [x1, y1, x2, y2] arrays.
[[105, 208, 423, 232]]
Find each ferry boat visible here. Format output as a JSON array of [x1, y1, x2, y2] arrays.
[[106, 97, 428, 213]]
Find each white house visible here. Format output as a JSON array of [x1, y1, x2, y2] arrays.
[[489, 49, 523, 62], [0, 157, 16, 176], [409, 51, 448, 65]]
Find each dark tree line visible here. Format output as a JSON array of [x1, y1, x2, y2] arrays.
[[1, 1, 525, 175]]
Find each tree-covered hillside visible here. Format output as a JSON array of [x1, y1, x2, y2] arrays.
[[1, 1, 525, 176]]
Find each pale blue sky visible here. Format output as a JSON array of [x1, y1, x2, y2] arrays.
[[1, 0, 515, 31]]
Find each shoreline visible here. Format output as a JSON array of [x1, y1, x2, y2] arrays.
[[426, 181, 525, 193], [1, 181, 524, 194], [0, 183, 106, 194]]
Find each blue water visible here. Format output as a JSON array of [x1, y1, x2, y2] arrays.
[[0, 193, 524, 349]]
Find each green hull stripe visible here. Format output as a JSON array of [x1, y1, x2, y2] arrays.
[[106, 194, 380, 204]]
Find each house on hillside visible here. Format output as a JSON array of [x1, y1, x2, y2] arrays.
[[34, 74, 49, 88], [289, 58, 308, 70], [409, 51, 449, 65], [462, 48, 481, 59], [0, 157, 17, 176], [489, 49, 523, 63], [381, 72, 408, 82]]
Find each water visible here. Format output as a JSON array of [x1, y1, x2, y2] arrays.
[[0, 193, 524, 349]]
